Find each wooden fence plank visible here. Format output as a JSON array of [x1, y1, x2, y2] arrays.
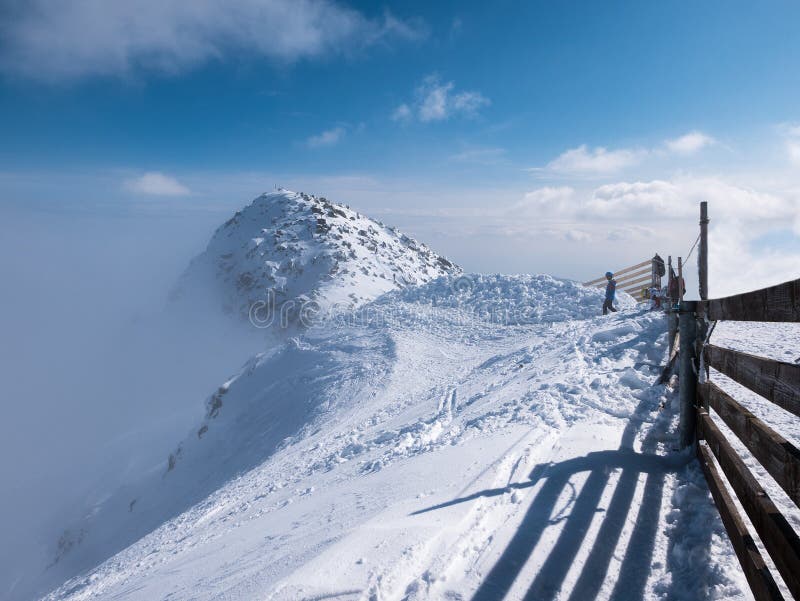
[[704, 278, 800, 322], [586, 273, 651, 294], [618, 273, 653, 290], [698, 410, 800, 599], [583, 259, 651, 285], [697, 442, 784, 600], [705, 345, 800, 418], [615, 265, 651, 281], [587, 272, 650, 291], [699, 382, 800, 507]]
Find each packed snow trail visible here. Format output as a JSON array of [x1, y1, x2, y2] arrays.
[[39, 275, 749, 601]]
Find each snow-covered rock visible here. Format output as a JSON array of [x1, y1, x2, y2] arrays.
[[171, 189, 460, 323]]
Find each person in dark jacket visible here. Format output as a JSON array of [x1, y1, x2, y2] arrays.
[[603, 271, 617, 315]]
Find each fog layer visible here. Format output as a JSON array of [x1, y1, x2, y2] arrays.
[[0, 203, 266, 599]]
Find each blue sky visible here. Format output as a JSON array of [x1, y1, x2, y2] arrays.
[[1, 0, 799, 290]]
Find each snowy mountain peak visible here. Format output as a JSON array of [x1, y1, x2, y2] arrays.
[[173, 190, 461, 322]]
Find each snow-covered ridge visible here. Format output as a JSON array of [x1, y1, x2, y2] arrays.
[[42, 297, 752, 601], [179, 274, 632, 466], [370, 273, 637, 326], [39, 274, 624, 595], [172, 189, 461, 321]]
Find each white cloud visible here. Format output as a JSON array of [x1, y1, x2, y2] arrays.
[[536, 131, 716, 177], [0, 0, 425, 81], [306, 126, 346, 148], [515, 176, 798, 241], [508, 177, 800, 294], [782, 123, 800, 166], [564, 229, 592, 242], [418, 79, 451, 122], [513, 186, 575, 215], [705, 220, 800, 297], [124, 172, 190, 196], [450, 90, 489, 116], [543, 145, 646, 175], [587, 177, 793, 221], [611, 225, 656, 241], [665, 131, 715, 154], [588, 180, 685, 217], [788, 142, 800, 165], [391, 104, 412, 123], [394, 75, 490, 123]]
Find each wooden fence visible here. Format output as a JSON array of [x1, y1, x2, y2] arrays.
[[675, 203, 800, 600], [583, 257, 663, 303]]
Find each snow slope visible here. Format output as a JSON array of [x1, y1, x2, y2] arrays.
[[38, 273, 748, 601]]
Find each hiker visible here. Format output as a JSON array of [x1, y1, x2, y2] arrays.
[[603, 272, 617, 315], [649, 286, 663, 310]]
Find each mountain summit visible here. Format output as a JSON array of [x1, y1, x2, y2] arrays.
[[173, 190, 460, 323]]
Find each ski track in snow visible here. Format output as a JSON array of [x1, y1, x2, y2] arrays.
[[38, 297, 755, 601]]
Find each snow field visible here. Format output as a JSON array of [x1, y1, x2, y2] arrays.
[[42, 274, 751, 600]]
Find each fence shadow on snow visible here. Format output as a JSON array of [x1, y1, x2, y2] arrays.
[[412, 385, 705, 600]]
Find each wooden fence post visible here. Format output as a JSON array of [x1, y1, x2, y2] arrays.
[[699, 201, 709, 301], [679, 300, 699, 449], [697, 202, 710, 410], [666, 255, 678, 356]]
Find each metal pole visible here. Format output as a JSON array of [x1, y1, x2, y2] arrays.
[[699, 201, 709, 301], [679, 300, 699, 449], [678, 257, 684, 302]]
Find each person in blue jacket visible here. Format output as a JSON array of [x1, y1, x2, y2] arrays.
[[603, 271, 617, 315]]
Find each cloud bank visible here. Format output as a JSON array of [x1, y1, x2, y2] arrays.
[[537, 130, 716, 176], [664, 131, 716, 154], [0, 0, 426, 82], [543, 145, 645, 175], [516, 176, 800, 295]]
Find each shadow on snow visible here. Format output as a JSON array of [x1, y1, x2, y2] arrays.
[[412, 386, 702, 601]]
